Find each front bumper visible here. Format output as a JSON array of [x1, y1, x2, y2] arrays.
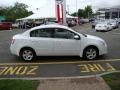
[[99, 42, 107, 55]]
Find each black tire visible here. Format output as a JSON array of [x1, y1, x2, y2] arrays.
[[20, 48, 36, 61], [92, 25, 95, 29], [96, 30, 98, 32], [83, 46, 99, 60]]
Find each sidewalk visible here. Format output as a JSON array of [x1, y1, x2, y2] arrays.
[[37, 76, 111, 90]]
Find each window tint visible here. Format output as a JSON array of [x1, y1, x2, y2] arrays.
[[30, 28, 53, 38], [54, 28, 76, 39]]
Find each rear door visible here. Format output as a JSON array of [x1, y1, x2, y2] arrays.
[[29, 28, 54, 56]]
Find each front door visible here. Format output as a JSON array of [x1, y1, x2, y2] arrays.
[[53, 28, 81, 56]]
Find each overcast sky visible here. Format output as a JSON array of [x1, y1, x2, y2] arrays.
[[0, 0, 120, 13]]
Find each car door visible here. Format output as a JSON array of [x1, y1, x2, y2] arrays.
[[53, 28, 81, 56], [29, 28, 54, 56]]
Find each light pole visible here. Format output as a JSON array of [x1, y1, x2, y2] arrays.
[[67, 4, 69, 14], [76, 0, 78, 25], [76, 0, 78, 17], [118, 8, 119, 19], [88, 12, 89, 19]]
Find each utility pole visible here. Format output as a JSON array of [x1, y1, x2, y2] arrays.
[[67, 4, 69, 14], [110, 11, 112, 19], [76, 0, 78, 17], [76, 0, 78, 25], [88, 12, 89, 19], [118, 8, 120, 19]]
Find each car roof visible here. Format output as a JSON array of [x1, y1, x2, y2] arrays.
[[31, 24, 70, 30], [97, 23, 105, 25], [96, 23, 106, 26], [23, 24, 77, 36]]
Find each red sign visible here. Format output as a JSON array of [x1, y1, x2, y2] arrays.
[[55, 0, 66, 24]]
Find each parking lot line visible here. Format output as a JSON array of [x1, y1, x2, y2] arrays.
[[0, 59, 120, 65], [0, 70, 120, 80]]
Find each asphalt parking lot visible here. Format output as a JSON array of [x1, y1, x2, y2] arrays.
[[0, 24, 120, 78], [0, 24, 120, 63], [0, 60, 119, 78], [73, 24, 120, 59]]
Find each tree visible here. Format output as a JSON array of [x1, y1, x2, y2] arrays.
[[71, 5, 93, 18], [71, 12, 77, 17], [78, 9, 84, 18], [83, 5, 93, 18], [0, 2, 33, 22]]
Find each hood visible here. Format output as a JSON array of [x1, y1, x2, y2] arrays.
[[86, 34, 104, 42]]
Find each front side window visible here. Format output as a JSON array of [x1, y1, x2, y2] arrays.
[[30, 28, 53, 38], [54, 28, 77, 39]]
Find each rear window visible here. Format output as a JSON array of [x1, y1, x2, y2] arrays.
[[30, 28, 53, 38]]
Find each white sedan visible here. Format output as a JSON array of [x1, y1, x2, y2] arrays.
[[109, 22, 119, 29], [95, 23, 112, 31], [10, 25, 107, 61]]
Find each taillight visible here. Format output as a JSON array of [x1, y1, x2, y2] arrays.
[[11, 38, 15, 44]]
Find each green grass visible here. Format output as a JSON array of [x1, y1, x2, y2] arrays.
[[0, 79, 39, 90], [102, 72, 120, 90]]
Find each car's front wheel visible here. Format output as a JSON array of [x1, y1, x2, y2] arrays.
[[20, 48, 36, 61], [83, 46, 99, 60]]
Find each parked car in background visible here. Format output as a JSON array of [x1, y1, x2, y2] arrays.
[[109, 22, 119, 29], [12, 23, 19, 28], [95, 23, 112, 31], [0, 22, 12, 30], [89, 18, 95, 23], [92, 20, 98, 28], [79, 19, 89, 24], [92, 19, 105, 29], [67, 20, 76, 27], [44, 20, 58, 25], [108, 20, 119, 29], [10, 24, 107, 61]]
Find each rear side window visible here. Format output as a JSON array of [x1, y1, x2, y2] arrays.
[[30, 28, 53, 38]]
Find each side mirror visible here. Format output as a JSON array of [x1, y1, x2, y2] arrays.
[[74, 35, 80, 40]]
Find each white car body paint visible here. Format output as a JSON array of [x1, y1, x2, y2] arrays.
[[10, 25, 107, 58], [95, 23, 112, 31]]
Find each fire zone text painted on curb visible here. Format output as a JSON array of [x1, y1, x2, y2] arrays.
[[77, 63, 116, 73], [0, 65, 39, 75]]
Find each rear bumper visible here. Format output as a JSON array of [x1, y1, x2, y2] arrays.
[[10, 44, 19, 56]]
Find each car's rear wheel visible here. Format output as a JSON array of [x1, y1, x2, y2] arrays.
[[83, 46, 99, 60], [20, 48, 36, 61]]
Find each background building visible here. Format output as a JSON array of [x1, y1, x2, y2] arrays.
[[97, 7, 120, 19]]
